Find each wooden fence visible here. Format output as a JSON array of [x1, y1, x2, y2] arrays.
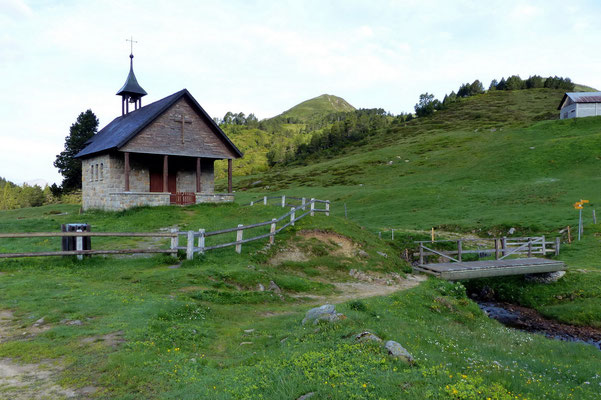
[[174, 197, 330, 259], [0, 197, 330, 260], [0, 232, 178, 259], [414, 236, 560, 265]]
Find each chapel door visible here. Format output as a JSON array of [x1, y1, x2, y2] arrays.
[[150, 171, 163, 192], [168, 173, 177, 193]]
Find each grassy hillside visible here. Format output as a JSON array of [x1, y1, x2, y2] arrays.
[[0, 204, 600, 399], [279, 94, 355, 122]]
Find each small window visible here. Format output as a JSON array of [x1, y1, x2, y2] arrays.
[[100, 163, 104, 180], [90, 165, 94, 182], [95, 164, 99, 181]]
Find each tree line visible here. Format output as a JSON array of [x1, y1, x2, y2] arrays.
[[0, 177, 56, 210], [414, 75, 574, 118]]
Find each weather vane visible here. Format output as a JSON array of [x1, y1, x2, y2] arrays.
[[126, 36, 137, 56]]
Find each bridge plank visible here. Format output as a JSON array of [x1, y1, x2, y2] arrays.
[[416, 258, 566, 280]]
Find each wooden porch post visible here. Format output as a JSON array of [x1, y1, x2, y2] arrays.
[[228, 159, 233, 193], [124, 152, 130, 191], [196, 157, 201, 193], [163, 155, 169, 192]]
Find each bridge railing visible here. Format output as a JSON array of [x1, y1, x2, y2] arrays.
[[414, 236, 560, 265]]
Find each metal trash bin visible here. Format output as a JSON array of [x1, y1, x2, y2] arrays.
[[61, 223, 91, 251]]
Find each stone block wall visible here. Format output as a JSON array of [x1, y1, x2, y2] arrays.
[[82, 152, 223, 211]]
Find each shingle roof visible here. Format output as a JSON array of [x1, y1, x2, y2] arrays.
[[75, 89, 243, 159], [558, 92, 601, 110]]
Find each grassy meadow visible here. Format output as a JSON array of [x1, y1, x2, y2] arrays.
[[0, 204, 600, 399], [1, 87, 601, 398]]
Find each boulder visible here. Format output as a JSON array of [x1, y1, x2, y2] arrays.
[[376, 251, 388, 258], [256, 283, 265, 292], [268, 281, 282, 294], [356, 249, 369, 258], [302, 304, 337, 325], [355, 331, 382, 343], [297, 393, 315, 400], [314, 313, 345, 324], [524, 271, 566, 284], [385, 340, 414, 364]]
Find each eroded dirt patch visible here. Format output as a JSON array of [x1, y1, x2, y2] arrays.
[[269, 230, 360, 265], [80, 331, 125, 348], [299, 230, 357, 257], [0, 311, 94, 399]]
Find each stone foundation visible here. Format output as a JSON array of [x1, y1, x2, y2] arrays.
[[195, 193, 234, 203]]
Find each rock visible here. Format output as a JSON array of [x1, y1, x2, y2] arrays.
[[251, 180, 262, 186], [356, 249, 369, 258], [256, 283, 265, 292], [387, 161, 393, 165], [355, 331, 382, 343], [268, 281, 281, 294], [479, 286, 495, 301], [359, 183, 364, 187], [385, 340, 414, 363], [280, 337, 288, 343], [67, 320, 83, 326], [508, 227, 516, 235], [529, 146, 535, 150], [247, 265, 256, 269], [314, 313, 345, 325], [302, 304, 336, 325], [240, 342, 253, 346], [404, 159, 409, 163], [396, 155, 401, 159], [525, 271, 566, 284], [33, 317, 45, 327], [490, 127, 497, 132], [244, 329, 255, 334], [376, 251, 388, 258], [297, 393, 316, 400]]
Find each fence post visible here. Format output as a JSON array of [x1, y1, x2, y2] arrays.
[[76, 228, 83, 261], [527, 238, 532, 257], [391, 229, 394, 240], [170, 228, 178, 253], [310, 198, 315, 216], [250, 201, 254, 206], [281, 195, 286, 208], [541, 235, 546, 255], [269, 218, 276, 244], [593, 209, 597, 224], [302, 197, 306, 209], [555, 237, 560, 256], [501, 237, 507, 257], [263, 196, 267, 205], [198, 229, 205, 254], [457, 240, 462, 262], [186, 231, 194, 260], [236, 224, 243, 254], [419, 243, 424, 265], [494, 238, 500, 260], [378, 232, 381, 239], [290, 207, 296, 226], [325, 200, 330, 216]]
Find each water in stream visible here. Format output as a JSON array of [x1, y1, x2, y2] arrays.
[[478, 301, 601, 350]]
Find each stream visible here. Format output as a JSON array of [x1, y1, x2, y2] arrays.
[[478, 301, 601, 350]]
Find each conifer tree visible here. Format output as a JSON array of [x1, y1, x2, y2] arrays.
[[54, 110, 99, 192]]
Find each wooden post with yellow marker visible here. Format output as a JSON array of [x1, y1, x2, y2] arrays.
[[574, 200, 588, 241]]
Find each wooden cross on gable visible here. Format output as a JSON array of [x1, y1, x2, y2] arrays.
[[171, 114, 192, 144]]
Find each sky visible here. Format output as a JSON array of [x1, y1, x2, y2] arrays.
[[1, 0, 601, 185]]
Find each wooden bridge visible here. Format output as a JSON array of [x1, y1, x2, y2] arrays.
[[413, 236, 566, 280]]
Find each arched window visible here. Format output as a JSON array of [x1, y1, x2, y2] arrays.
[[100, 163, 104, 180], [90, 165, 94, 182], [95, 164, 99, 181]]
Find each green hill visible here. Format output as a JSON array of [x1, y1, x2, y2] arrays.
[[232, 86, 600, 239], [279, 94, 355, 122]]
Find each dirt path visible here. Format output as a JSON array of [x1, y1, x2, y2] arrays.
[[0, 311, 92, 399]]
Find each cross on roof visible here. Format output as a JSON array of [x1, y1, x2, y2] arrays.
[[126, 36, 137, 55]]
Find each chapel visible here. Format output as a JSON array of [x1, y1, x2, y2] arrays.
[[75, 51, 242, 211]]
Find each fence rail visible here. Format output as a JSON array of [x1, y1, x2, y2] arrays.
[[174, 198, 330, 259], [0, 197, 330, 260], [414, 236, 560, 265]]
